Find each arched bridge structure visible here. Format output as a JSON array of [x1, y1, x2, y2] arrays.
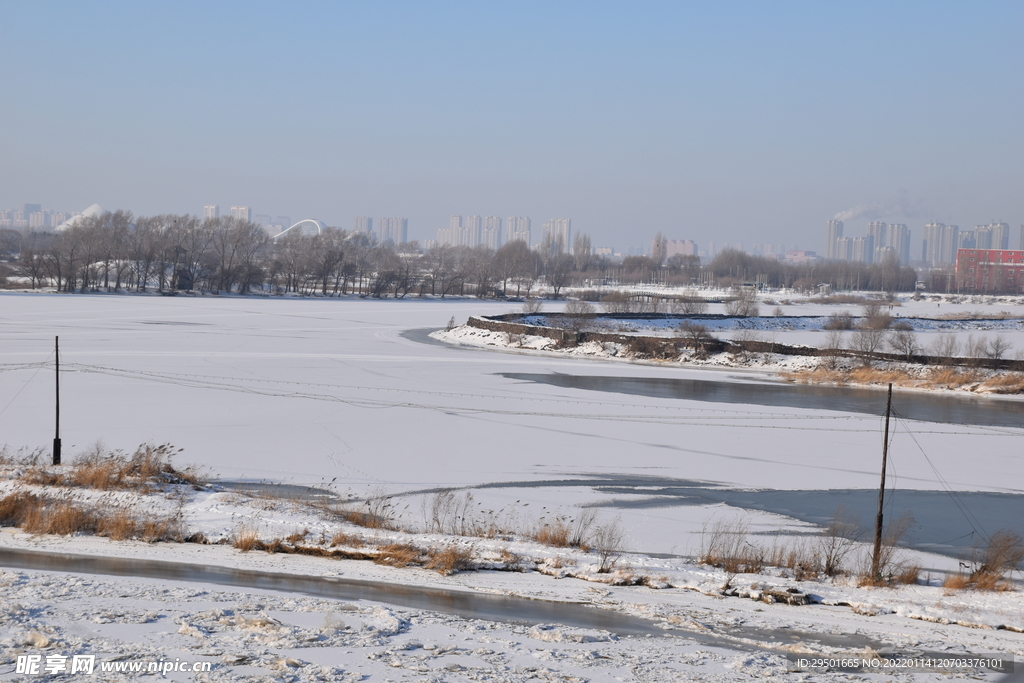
[[273, 219, 327, 241]]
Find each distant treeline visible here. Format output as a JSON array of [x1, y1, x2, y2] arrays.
[[0, 212, 919, 296]]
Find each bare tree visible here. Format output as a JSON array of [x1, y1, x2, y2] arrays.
[[671, 290, 709, 315], [546, 253, 574, 299], [560, 299, 597, 333], [818, 507, 860, 576], [0, 228, 21, 257], [678, 321, 714, 358], [928, 333, 961, 365], [590, 518, 626, 573], [822, 328, 845, 369], [600, 291, 634, 314], [723, 287, 759, 317], [522, 298, 543, 315], [887, 326, 919, 362], [850, 325, 886, 358], [651, 232, 667, 268], [861, 301, 892, 330], [572, 232, 592, 272], [986, 336, 1012, 360], [310, 228, 348, 295], [16, 248, 48, 289]]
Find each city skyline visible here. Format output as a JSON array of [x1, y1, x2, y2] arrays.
[[4, 198, 1023, 261], [1, 3, 1021, 252]]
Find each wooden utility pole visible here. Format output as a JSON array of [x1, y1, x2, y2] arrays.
[[53, 336, 61, 466], [870, 383, 893, 581]]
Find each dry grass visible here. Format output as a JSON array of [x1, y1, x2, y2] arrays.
[[700, 518, 765, 574], [330, 531, 365, 547], [373, 543, 423, 568], [17, 443, 204, 492], [425, 544, 475, 575], [140, 515, 186, 542], [982, 372, 1024, 394], [96, 508, 138, 540], [232, 527, 262, 552], [286, 529, 309, 544], [925, 367, 985, 389], [787, 364, 1024, 395], [322, 489, 399, 530], [0, 491, 183, 543], [848, 367, 905, 385], [0, 491, 40, 526], [23, 501, 99, 535], [533, 519, 572, 547], [952, 529, 1024, 591], [781, 367, 848, 385], [943, 573, 971, 590], [893, 564, 921, 585]]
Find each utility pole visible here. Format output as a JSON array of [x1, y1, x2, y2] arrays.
[[53, 336, 61, 466], [871, 383, 893, 581]]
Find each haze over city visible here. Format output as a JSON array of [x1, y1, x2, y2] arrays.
[[2, 1, 1022, 254]]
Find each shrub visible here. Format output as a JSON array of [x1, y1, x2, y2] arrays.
[[968, 529, 1024, 590], [23, 501, 100, 536], [0, 492, 40, 526], [330, 531, 365, 548], [534, 518, 571, 547], [724, 288, 759, 317], [374, 543, 422, 568], [591, 520, 626, 573], [96, 509, 139, 541], [670, 291, 708, 315], [425, 544, 474, 575], [233, 528, 262, 552], [600, 291, 633, 314], [626, 336, 675, 359], [823, 312, 855, 330]]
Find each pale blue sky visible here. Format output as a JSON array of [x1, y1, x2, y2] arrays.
[[2, 1, 1021, 252]]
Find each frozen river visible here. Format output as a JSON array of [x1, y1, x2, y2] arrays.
[[1, 293, 1021, 557]]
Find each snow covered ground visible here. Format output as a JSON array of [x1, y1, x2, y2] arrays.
[[1, 291, 1022, 681]]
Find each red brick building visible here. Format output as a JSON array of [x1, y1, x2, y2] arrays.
[[955, 248, 1024, 294]]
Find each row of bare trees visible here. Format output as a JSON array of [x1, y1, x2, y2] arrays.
[[2, 213, 924, 296], [2, 213, 555, 297]]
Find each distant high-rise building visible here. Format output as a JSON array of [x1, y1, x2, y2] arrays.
[[866, 221, 886, 250], [254, 214, 272, 226], [275, 216, 290, 229], [665, 239, 698, 258], [354, 217, 373, 234], [1020, 224, 1024, 250], [204, 205, 220, 220], [28, 211, 50, 229], [973, 225, 993, 250], [826, 220, 843, 259], [852, 235, 874, 264], [376, 217, 408, 244], [230, 206, 251, 222], [922, 222, 958, 265], [506, 216, 531, 246], [884, 223, 911, 264], [990, 222, 1010, 250], [541, 218, 571, 251], [480, 216, 502, 249], [957, 231, 976, 250], [461, 215, 482, 247], [835, 236, 854, 261], [436, 226, 454, 247], [23, 203, 42, 216]]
